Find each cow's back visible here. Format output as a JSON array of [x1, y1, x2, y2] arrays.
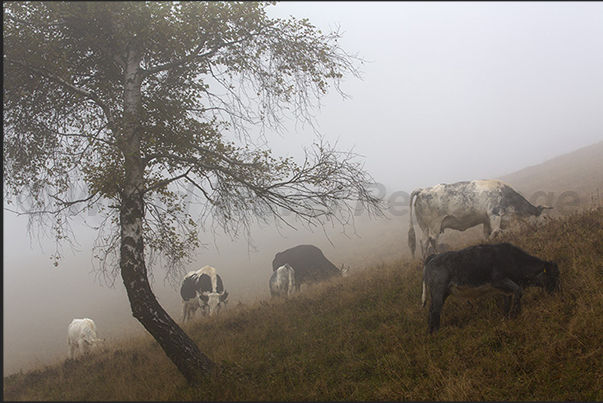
[[195, 266, 224, 293], [425, 244, 510, 285], [417, 181, 482, 217], [425, 242, 546, 287], [272, 245, 318, 270]]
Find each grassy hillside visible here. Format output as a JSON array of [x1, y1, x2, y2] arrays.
[[4, 207, 602, 401]]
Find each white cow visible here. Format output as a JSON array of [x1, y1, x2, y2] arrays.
[[269, 263, 296, 298], [67, 318, 103, 359], [408, 179, 552, 258], [180, 265, 229, 322]]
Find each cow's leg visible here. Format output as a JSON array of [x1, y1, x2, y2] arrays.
[[491, 278, 522, 318], [420, 238, 428, 258], [68, 343, 75, 359], [421, 235, 438, 258], [415, 215, 426, 256], [428, 236, 438, 256], [502, 295, 513, 316], [487, 215, 502, 238], [426, 221, 446, 257], [182, 301, 188, 322], [183, 300, 195, 322], [416, 217, 433, 258], [427, 292, 447, 333], [507, 292, 522, 318], [483, 221, 492, 238], [77, 340, 86, 358]]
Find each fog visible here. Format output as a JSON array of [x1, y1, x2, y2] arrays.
[[4, 2, 603, 375]]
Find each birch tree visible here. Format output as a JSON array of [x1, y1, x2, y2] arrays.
[[3, 1, 382, 385]]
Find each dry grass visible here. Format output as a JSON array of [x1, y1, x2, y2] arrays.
[[4, 207, 603, 401]]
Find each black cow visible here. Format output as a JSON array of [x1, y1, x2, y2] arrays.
[[272, 244, 347, 291], [421, 242, 560, 333]]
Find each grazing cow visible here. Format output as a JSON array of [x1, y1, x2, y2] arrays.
[[269, 263, 296, 298], [180, 265, 228, 322], [272, 244, 348, 291], [408, 179, 552, 258], [67, 318, 103, 359], [421, 242, 561, 333]]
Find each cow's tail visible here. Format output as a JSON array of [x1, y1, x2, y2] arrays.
[[421, 280, 427, 308], [408, 189, 421, 258]]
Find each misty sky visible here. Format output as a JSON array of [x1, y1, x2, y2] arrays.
[[264, 2, 603, 190], [4, 2, 603, 375]]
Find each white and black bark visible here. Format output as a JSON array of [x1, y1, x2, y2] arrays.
[[118, 47, 215, 386]]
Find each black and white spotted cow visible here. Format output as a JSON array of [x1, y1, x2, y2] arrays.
[[180, 265, 228, 322], [408, 179, 552, 258], [421, 242, 561, 333]]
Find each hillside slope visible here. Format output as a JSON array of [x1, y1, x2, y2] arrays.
[[4, 141, 602, 398], [499, 140, 603, 214], [4, 207, 603, 401]]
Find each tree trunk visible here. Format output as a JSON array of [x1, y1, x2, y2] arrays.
[[118, 50, 216, 386], [119, 189, 216, 385], [119, 165, 217, 385]]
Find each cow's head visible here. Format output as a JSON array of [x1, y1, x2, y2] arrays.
[[537, 205, 554, 215], [538, 261, 561, 293], [84, 337, 105, 352], [199, 290, 229, 316], [537, 205, 554, 221], [516, 205, 553, 230]]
